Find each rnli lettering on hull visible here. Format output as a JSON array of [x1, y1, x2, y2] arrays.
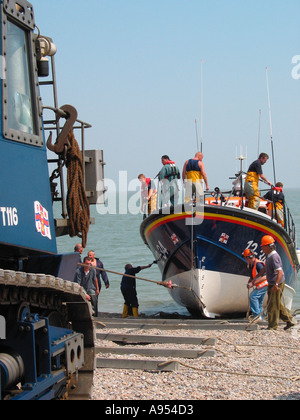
[[0, 207, 18, 227]]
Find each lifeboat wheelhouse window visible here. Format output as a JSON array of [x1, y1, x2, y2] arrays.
[[6, 21, 35, 135], [1, 1, 43, 147]]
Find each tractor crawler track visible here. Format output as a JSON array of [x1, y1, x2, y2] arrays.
[[0, 269, 95, 400]]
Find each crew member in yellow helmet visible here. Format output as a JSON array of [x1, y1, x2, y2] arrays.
[[244, 153, 272, 210]]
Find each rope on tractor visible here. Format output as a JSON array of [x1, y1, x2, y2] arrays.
[[66, 130, 90, 248]]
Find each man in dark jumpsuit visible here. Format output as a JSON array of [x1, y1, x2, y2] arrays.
[[121, 263, 152, 318]]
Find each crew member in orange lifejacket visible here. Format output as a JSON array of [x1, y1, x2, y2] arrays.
[[243, 249, 268, 321], [244, 153, 272, 210], [263, 182, 285, 227], [138, 174, 157, 218]]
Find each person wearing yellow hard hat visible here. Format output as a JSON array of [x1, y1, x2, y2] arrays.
[[252, 235, 295, 330]]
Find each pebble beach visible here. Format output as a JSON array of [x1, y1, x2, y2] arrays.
[[92, 316, 300, 401]]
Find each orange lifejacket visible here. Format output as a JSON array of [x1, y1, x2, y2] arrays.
[[251, 259, 268, 289], [267, 187, 284, 211]]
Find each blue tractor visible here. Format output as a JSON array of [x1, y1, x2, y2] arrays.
[[0, 0, 105, 399]]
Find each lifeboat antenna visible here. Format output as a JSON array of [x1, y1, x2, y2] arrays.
[[195, 119, 200, 151], [200, 60, 204, 153], [266, 67, 277, 184], [257, 109, 262, 156], [235, 146, 247, 173], [194, 60, 205, 153], [235, 147, 247, 209]]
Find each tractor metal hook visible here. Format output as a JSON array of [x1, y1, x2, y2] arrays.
[[46, 104, 78, 154]]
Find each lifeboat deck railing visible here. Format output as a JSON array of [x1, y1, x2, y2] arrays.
[[151, 178, 297, 249], [203, 187, 297, 248]]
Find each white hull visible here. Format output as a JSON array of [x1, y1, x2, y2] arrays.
[[168, 269, 296, 318]]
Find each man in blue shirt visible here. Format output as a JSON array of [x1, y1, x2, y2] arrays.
[[74, 256, 98, 315]]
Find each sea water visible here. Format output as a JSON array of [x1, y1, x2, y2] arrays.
[[57, 188, 300, 316]]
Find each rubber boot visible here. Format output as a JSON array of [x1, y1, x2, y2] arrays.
[[132, 307, 139, 318], [122, 304, 129, 318]]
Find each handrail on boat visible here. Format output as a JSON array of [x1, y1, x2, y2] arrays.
[[148, 176, 297, 249], [203, 186, 297, 248]]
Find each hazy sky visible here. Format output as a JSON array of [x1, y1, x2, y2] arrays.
[[35, 0, 300, 191]]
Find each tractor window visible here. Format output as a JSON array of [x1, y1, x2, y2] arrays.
[[6, 20, 35, 135]]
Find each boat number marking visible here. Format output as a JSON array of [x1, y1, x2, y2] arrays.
[[245, 240, 266, 262], [155, 241, 169, 261], [0, 207, 18, 227]]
